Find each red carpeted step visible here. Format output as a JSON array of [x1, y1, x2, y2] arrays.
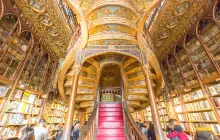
[[97, 103, 125, 139], [97, 128, 124, 136], [99, 107, 122, 112], [99, 116, 123, 122], [99, 103, 122, 108], [96, 136, 126, 140], [98, 121, 124, 128], [99, 111, 123, 116]]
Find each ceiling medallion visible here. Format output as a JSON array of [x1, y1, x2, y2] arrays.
[[28, 0, 46, 13], [154, 40, 163, 47], [159, 29, 170, 39], [38, 14, 53, 26], [166, 17, 179, 28], [47, 27, 59, 37], [174, 1, 190, 16]]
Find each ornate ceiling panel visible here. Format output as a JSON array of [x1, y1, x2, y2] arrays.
[[150, 0, 212, 59], [14, 0, 72, 57]]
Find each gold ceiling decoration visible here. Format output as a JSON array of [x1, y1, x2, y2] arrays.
[[14, 0, 72, 57], [150, 0, 212, 60]]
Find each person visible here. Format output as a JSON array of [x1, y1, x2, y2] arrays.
[[140, 122, 147, 136], [19, 127, 35, 140], [34, 119, 48, 140], [55, 125, 63, 140], [136, 119, 142, 129], [71, 121, 80, 140], [147, 122, 156, 140], [167, 120, 188, 140], [194, 123, 220, 140]]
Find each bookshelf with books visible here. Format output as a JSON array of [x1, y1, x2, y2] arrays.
[[174, 45, 199, 89], [197, 19, 220, 71], [167, 54, 184, 91], [156, 96, 169, 130], [44, 98, 68, 139], [144, 106, 153, 122], [0, 88, 45, 139], [184, 34, 219, 83]]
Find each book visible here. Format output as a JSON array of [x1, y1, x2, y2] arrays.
[[0, 86, 9, 97], [21, 92, 30, 102], [12, 90, 23, 99]]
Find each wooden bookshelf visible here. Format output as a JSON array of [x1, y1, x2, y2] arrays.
[[0, 89, 45, 139], [44, 99, 67, 139], [156, 96, 169, 130]]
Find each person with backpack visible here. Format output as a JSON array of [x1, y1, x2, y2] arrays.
[[194, 123, 220, 140]]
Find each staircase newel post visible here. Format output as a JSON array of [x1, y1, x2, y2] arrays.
[[62, 50, 82, 140], [142, 52, 165, 140]]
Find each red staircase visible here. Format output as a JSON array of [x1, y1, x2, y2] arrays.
[[96, 103, 126, 140]]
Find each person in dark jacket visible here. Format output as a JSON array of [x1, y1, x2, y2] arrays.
[[147, 122, 156, 140], [194, 123, 220, 140], [71, 121, 80, 140]]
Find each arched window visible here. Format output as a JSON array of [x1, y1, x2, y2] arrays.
[[29, 53, 49, 91], [0, 29, 31, 80], [0, 15, 18, 56], [167, 53, 183, 90], [215, 1, 220, 22], [174, 45, 198, 87], [19, 44, 43, 87], [43, 59, 56, 93], [185, 34, 216, 80], [198, 19, 220, 68]]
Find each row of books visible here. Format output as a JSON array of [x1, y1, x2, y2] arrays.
[[51, 102, 67, 111], [48, 117, 64, 124], [178, 114, 185, 121], [186, 40, 201, 54], [201, 25, 219, 42], [1, 113, 27, 124], [159, 116, 168, 122], [174, 105, 183, 113], [157, 102, 166, 108], [187, 112, 216, 121], [185, 100, 210, 111], [12, 91, 36, 104], [158, 109, 167, 115], [208, 83, 220, 95], [185, 79, 199, 87], [0, 86, 10, 97], [46, 124, 60, 131], [180, 123, 187, 130], [173, 97, 180, 105], [7, 101, 33, 113], [0, 127, 18, 138], [182, 90, 204, 102], [213, 97, 220, 107], [50, 109, 65, 117]]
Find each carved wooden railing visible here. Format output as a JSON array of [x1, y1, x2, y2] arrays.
[[123, 101, 147, 140], [78, 101, 98, 140]]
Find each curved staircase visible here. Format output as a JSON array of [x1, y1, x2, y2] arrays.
[[97, 103, 126, 140]]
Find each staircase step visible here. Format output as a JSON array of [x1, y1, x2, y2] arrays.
[[99, 103, 122, 108], [99, 116, 123, 122], [98, 128, 124, 136], [96, 136, 126, 140], [98, 121, 124, 128], [99, 111, 123, 116], [99, 107, 122, 112]]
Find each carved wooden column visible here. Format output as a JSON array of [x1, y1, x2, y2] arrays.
[[142, 52, 164, 140], [63, 50, 82, 140]]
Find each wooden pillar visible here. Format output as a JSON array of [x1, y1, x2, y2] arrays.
[[62, 50, 82, 140], [142, 51, 164, 140], [143, 64, 165, 140]]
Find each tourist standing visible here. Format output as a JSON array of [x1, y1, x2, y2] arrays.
[[147, 122, 156, 140], [34, 119, 48, 140], [194, 123, 220, 140]]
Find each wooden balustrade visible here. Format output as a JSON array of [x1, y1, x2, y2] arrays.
[[78, 101, 98, 140], [122, 101, 147, 140]]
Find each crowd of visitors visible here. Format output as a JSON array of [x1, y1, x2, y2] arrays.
[[137, 119, 220, 140]]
